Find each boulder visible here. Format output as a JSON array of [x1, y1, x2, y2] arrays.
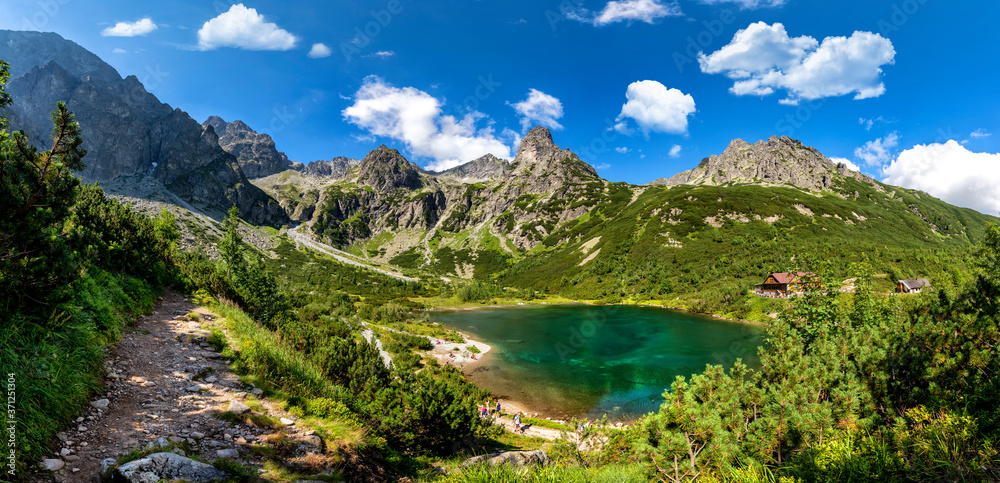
[[39, 459, 65, 471], [113, 452, 229, 483], [227, 400, 251, 415], [91, 398, 110, 410], [462, 450, 551, 469]]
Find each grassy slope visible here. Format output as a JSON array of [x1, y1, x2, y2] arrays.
[[1, 269, 158, 475]]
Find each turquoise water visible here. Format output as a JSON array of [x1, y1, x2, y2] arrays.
[[428, 304, 765, 421]]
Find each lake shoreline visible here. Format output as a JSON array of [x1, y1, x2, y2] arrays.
[[423, 299, 769, 327]]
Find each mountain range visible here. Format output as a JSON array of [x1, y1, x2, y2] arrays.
[[1, 30, 996, 309]]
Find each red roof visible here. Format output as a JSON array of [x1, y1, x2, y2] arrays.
[[770, 272, 815, 284]]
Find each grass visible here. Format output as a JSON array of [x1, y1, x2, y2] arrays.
[[0, 268, 157, 475], [439, 462, 648, 482]]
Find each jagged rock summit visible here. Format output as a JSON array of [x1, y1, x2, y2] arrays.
[[650, 135, 875, 192], [202, 116, 303, 178], [434, 153, 510, 183], [300, 156, 361, 178], [355, 145, 425, 192], [0, 30, 286, 225]]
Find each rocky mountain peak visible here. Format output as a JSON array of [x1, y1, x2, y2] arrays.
[[434, 153, 510, 183], [200, 116, 301, 178], [0, 29, 287, 226], [356, 145, 423, 191], [515, 126, 561, 165], [300, 156, 361, 178], [650, 136, 875, 192]]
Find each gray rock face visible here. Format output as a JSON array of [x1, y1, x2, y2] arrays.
[[300, 156, 360, 178], [0, 30, 287, 226], [649, 135, 877, 192], [463, 450, 552, 469], [433, 153, 510, 183], [114, 452, 229, 483], [355, 145, 424, 192], [203, 116, 302, 178]]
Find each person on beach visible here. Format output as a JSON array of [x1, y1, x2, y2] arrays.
[[514, 413, 522, 433], [496, 400, 501, 415]]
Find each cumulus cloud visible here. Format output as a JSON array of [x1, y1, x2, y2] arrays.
[[613, 80, 696, 137], [368, 50, 395, 58], [102, 18, 157, 37], [698, 0, 786, 8], [198, 4, 297, 51], [855, 132, 899, 166], [615, 147, 630, 154], [569, 0, 683, 26], [342, 76, 512, 171], [859, 116, 889, 131], [699, 22, 895, 104], [307, 43, 331, 58], [829, 156, 861, 172], [509, 89, 564, 132], [669, 144, 682, 158], [882, 141, 1000, 215]]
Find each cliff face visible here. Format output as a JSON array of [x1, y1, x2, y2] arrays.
[[202, 116, 303, 178], [433, 153, 510, 183], [0, 30, 287, 225], [649, 136, 876, 192], [300, 156, 360, 178]]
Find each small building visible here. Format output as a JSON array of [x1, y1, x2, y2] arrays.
[[897, 278, 931, 294], [755, 272, 818, 298]]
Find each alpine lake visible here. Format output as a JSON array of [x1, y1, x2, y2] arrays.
[[428, 304, 766, 421]]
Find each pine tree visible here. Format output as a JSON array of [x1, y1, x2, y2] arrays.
[[0, 60, 88, 312]]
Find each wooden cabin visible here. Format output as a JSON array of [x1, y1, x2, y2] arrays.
[[896, 278, 931, 294], [755, 272, 818, 298]]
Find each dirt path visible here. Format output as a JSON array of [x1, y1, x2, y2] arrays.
[[33, 290, 312, 482]]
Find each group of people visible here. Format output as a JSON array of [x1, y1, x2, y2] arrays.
[[477, 398, 526, 434]]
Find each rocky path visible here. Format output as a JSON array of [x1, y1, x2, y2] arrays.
[[33, 290, 325, 482]]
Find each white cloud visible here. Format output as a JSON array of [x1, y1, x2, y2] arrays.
[[307, 43, 331, 58], [615, 147, 630, 154], [669, 144, 682, 158], [970, 128, 992, 139], [342, 76, 512, 171], [855, 132, 899, 166], [570, 0, 683, 26], [699, 22, 895, 104], [614, 80, 696, 137], [698, 0, 786, 8], [829, 156, 861, 172], [369, 50, 395, 58], [595, 163, 612, 170], [102, 18, 157, 37], [882, 141, 1000, 215], [197, 4, 297, 51], [859, 116, 889, 131], [509, 89, 564, 132], [112, 48, 128, 55]]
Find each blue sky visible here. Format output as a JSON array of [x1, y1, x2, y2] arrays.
[[2, 0, 999, 214]]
